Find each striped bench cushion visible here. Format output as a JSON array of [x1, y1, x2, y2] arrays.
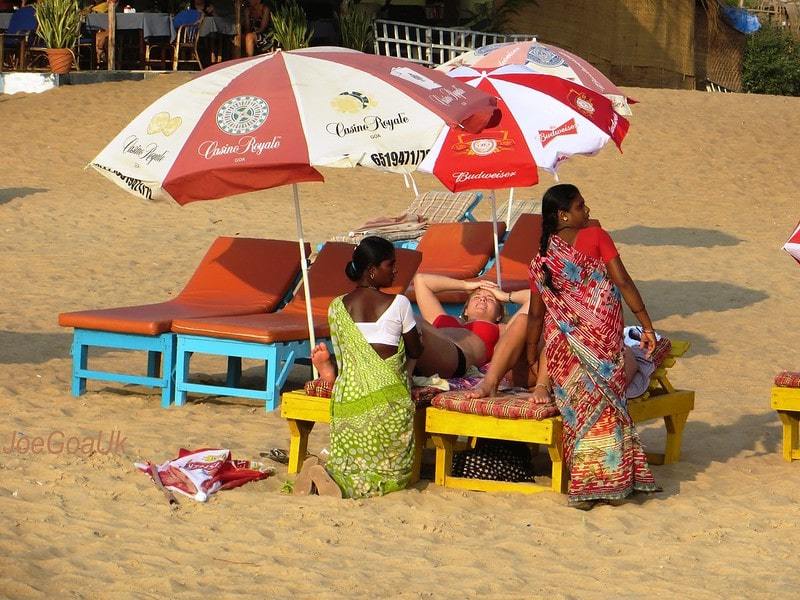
[[775, 371, 800, 388], [431, 391, 560, 420]]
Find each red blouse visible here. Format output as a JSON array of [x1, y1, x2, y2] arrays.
[[573, 226, 619, 264]]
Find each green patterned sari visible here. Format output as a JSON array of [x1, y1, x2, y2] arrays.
[[326, 296, 415, 499]]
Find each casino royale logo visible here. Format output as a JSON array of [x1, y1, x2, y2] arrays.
[[216, 96, 269, 135], [122, 135, 169, 166], [326, 112, 409, 138], [429, 85, 469, 107], [539, 118, 578, 147], [197, 135, 282, 160]]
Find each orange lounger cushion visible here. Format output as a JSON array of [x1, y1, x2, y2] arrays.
[[416, 221, 506, 280], [58, 237, 307, 336], [172, 310, 330, 344]]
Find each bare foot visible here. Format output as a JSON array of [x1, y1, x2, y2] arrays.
[[292, 456, 320, 496], [309, 465, 342, 498], [310, 343, 336, 384]]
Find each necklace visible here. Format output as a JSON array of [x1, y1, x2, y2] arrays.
[[356, 284, 377, 289]]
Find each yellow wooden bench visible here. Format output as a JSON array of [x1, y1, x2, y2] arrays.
[[280, 390, 427, 485], [426, 340, 694, 494], [771, 383, 800, 462]]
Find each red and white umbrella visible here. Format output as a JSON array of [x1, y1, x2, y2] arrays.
[[784, 221, 800, 264], [90, 48, 498, 351], [419, 65, 629, 285], [420, 65, 628, 191], [439, 41, 635, 116]]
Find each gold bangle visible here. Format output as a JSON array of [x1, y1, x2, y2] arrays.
[[507, 291, 512, 303]]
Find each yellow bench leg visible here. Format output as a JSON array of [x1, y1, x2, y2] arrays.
[[777, 411, 800, 462], [645, 411, 690, 466], [410, 408, 426, 485], [286, 418, 315, 474], [547, 420, 568, 493], [431, 433, 456, 486], [663, 411, 690, 464]]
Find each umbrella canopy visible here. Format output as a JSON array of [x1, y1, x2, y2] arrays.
[[784, 222, 800, 264], [419, 65, 629, 287], [438, 41, 635, 116], [90, 47, 498, 204], [419, 65, 629, 192], [89, 48, 499, 358]]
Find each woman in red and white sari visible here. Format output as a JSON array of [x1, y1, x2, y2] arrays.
[[469, 184, 659, 509]]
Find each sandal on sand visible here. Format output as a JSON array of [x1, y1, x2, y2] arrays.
[[292, 457, 320, 496], [570, 500, 597, 511], [309, 465, 342, 499], [261, 448, 290, 465]]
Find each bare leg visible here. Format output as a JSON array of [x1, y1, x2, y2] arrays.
[[244, 32, 255, 57], [310, 343, 336, 384], [413, 321, 461, 378]]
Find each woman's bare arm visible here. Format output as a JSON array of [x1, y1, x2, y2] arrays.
[[606, 256, 656, 355]]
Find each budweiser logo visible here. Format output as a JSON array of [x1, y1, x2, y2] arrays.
[[539, 119, 577, 147], [453, 170, 517, 184]]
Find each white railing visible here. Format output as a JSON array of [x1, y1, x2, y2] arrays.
[[705, 80, 734, 93], [373, 19, 536, 67]]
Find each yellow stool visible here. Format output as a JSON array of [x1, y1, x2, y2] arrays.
[[280, 390, 427, 484], [771, 383, 800, 462]]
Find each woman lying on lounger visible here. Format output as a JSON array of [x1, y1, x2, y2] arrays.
[[411, 273, 530, 378]]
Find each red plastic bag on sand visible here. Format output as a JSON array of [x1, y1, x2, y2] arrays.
[[136, 448, 269, 502]]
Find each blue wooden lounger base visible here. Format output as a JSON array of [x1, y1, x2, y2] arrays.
[[174, 334, 319, 411], [70, 329, 177, 408]]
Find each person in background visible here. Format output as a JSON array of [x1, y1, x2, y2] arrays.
[[243, 0, 270, 56]]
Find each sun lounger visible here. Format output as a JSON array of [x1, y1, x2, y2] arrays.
[[58, 237, 306, 407], [771, 371, 800, 462], [495, 197, 540, 230], [280, 390, 427, 484], [170, 243, 422, 410], [426, 340, 694, 494]]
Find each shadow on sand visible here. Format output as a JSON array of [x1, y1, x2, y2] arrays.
[[610, 226, 742, 248], [636, 280, 769, 320], [0, 187, 48, 206]]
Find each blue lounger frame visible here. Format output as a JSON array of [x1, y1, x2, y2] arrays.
[[174, 334, 328, 411], [70, 329, 177, 408]]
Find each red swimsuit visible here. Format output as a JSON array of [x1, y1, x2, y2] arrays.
[[432, 314, 501, 363]]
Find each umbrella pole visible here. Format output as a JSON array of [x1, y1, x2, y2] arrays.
[[293, 183, 318, 379], [506, 188, 514, 227], [490, 190, 502, 288]]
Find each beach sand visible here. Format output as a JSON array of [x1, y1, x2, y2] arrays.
[[1, 73, 799, 598]]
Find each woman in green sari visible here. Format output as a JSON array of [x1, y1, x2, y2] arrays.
[[300, 236, 423, 499]]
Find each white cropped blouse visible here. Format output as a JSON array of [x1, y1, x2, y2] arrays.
[[355, 295, 416, 346]]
